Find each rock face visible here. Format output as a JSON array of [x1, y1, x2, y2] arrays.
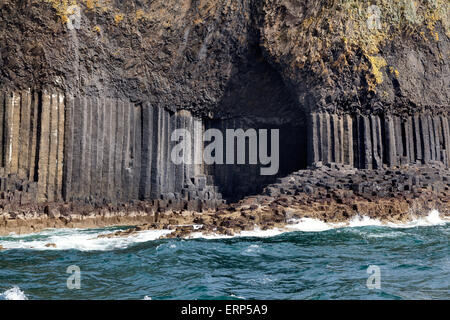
[[307, 113, 450, 168], [258, 0, 449, 115], [0, 0, 257, 116], [1, 1, 447, 116], [1, 88, 448, 206], [0, 1, 448, 227], [1, 163, 449, 237], [0, 90, 224, 206]]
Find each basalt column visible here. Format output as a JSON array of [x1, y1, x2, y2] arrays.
[[308, 113, 356, 168], [0, 90, 64, 204], [137, 107, 221, 207], [307, 112, 450, 169], [0, 91, 223, 206], [63, 97, 140, 204]]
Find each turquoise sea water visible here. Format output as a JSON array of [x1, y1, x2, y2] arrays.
[[0, 215, 448, 300]]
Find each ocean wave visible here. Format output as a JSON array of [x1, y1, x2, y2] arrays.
[[290, 210, 447, 230], [385, 210, 448, 228], [0, 286, 28, 300], [0, 211, 447, 250], [191, 210, 448, 239], [288, 209, 448, 231], [0, 228, 173, 251], [241, 244, 261, 256]]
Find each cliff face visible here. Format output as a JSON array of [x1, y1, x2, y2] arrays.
[[1, 0, 259, 118], [259, 0, 449, 115], [0, 0, 448, 208], [1, 0, 448, 118]]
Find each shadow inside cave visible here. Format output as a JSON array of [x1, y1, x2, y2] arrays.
[[205, 45, 307, 203]]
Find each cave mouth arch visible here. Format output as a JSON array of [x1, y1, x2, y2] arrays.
[[205, 49, 307, 202]]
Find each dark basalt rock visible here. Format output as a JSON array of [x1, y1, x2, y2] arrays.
[[1, 1, 447, 117], [0, 1, 448, 230]]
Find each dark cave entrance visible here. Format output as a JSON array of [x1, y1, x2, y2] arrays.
[[205, 48, 307, 202]]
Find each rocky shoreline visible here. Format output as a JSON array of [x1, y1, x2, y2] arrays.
[[1, 164, 449, 239], [1, 1, 449, 244]]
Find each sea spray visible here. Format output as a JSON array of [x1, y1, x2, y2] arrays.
[[0, 218, 448, 299], [0, 227, 173, 251], [0, 287, 28, 300], [0, 210, 447, 251]]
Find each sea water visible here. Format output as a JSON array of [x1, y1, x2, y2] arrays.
[[0, 211, 448, 300]]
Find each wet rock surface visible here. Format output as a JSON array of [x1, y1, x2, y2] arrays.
[[1, 164, 449, 238]]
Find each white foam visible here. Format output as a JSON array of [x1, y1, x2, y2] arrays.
[[364, 231, 405, 239], [286, 215, 384, 232], [286, 217, 339, 231], [347, 215, 383, 227], [189, 232, 232, 240], [143, 295, 152, 300], [242, 244, 261, 256], [287, 210, 447, 231], [0, 286, 28, 300], [0, 211, 447, 249], [0, 228, 173, 251], [386, 210, 448, 228], [190, 210, 448, 239], [239, 227, 285, 238]]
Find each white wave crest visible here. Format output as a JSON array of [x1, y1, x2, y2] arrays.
[[286, 217, 339, 231], [0, 211, 446, 249], [0, 286, 28, 300], [191, 210, 448, 239], [386, 210, 448, 228], [288, 210, 448, 231], [0, 228, 173, 251]]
